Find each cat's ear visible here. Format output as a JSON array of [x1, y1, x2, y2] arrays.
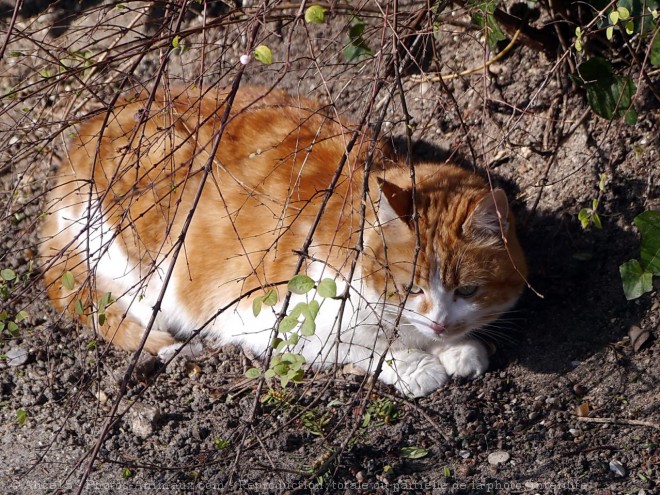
[[464, 189, 510, 237], [376, 178, 413, 226]]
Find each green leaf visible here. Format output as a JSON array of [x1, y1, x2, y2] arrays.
[[287, 333, 299, 346], [16, 408, 27, 427], [264, 369, 276, 379], [1, 269, 16, 281], [288, 275, 315, 294], [61, 271, 75, 290], [317, 278, 337, 298], [75, 300, 85, 316], [606, 25, 614, 40], [573, 57, 637, 124], [610, 10, 620, 24], [262, 289, 278, 306], [592, 212, 603, 229], [300, 317, 316, 337], [343, 17, 374, 62], [98, 313, 106, 326], [7, 321, 19, 336], [362, 411, 372, 427], [99, 291, 112, 308], [619, 259, 653, 300], [635, 210, 660, 275], [468, 0, 507, 50], [307, 300, 320, 320], [245, 368, 262, 379], [286, 368, 304, 383], [172, 35, 180, 48], [578, 208, 591, 229], [253, 45, 272, 65], [305, 5, 327, 24], [279, 315, 299, 333], [575, 27, 584, 52], [252, 296, 263, 317], [617, 6, 630, 20], [14, 310, 28, 323], [651, 31, 660, 67], [400, 446, 429, 459]]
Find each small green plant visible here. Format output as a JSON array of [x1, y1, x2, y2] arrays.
[[0, 267, 30, 340], [301, 409, 333, 436], [572, 2, 660, 124], [121, 467, 133, 478], [467, 0, 506, 49], [578, 173, 607, 229], [343, 17, 374, 62], [399, 446, 429, 459], [362, 397, 401, 427], [246, 275, 337, 387], [572, 57, 637, 125], [213, 438, 229, 449], [620, 211, 660, 300], [16, 408, 27, 427]]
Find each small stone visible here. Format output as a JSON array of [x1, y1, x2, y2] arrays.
[[576, 401, 591, 417], [342, 363, 367, 376], [96, 390, 108, 404], [609, 459, 626, 477], [487, 450, 510, 466], [127, 403, 161, 438], [6, 348, 28, 367], [573, 383, 588, 396], [456, 464, 474, 477], [134, 355, 159, 382], [458, 449, 471, 459], [355, 471, 365, 483], [185, 362, 202, 377]]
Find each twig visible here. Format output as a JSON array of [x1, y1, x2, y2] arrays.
[[576, 416, 660, 430], [410, 22, 524, 83]]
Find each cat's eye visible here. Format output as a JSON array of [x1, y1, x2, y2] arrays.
[[455, 285, 478, 298], [407, 284, 423, 295]]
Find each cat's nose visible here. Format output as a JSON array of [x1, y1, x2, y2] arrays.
[[430, 322, 446, 334]]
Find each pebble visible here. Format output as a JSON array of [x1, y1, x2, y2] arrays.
[[355, 471, 365, 483], [6, 348, 28, 367], [134, 355, 159, 382], [609, 459, 626, 477], [459, 449, 471, 459], [487, 450, 510, 466], [127, 403, 161, 438]]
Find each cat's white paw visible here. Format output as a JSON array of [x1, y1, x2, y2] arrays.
[[379, 351, 449, 398], [157, 341, 203, 362], [438, 339, 489, 379]]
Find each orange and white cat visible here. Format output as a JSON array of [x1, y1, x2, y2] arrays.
[[39, 85, 526, 397]]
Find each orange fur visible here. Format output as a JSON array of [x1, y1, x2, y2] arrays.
[[39, 85, 526, 395]]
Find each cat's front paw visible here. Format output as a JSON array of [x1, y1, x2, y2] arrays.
[[379, 351, 449, 398], [438, 340, 489, 379]]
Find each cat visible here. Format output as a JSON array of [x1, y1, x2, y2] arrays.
[[39, 85, 527, 397]]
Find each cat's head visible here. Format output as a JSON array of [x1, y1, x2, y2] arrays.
[[365, 163, 527, 342]]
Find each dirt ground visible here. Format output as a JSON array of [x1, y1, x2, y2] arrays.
[[0, 2, 658, 494]]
